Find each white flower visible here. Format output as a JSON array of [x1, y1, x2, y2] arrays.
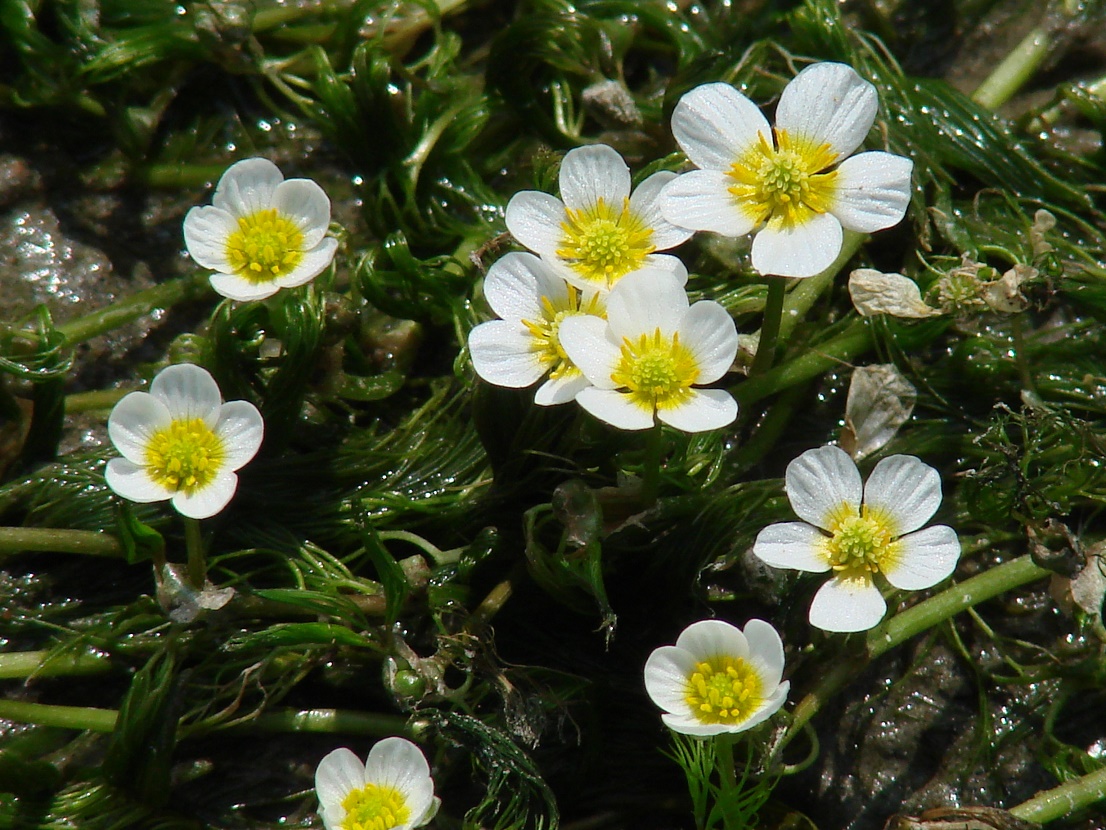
[[468, 252, 603, 405], [505, 144, 693, 293], [753, 445, 961, 633], [660, 62, 914, 278], [315, 738, 440, 830], [105, 364, 263, 520], [183, 157, 338, 301], [558, 270, 738, 432], [644, 619, 790, 737]]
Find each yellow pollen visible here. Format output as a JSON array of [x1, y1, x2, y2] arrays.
[[684, 654, 765, 725], [225, 208, 305, 283], [521, 289, 603, 380], [727, 129, 839, 230], [823, 505, 897, 577], [610, 328, 700, 413], [556, 197, 655, 289], [339, 782, 411, 830], [144, 417, 225, 495]]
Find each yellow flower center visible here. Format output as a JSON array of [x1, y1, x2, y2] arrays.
[[684, 654, 765, 725], [822, 504, 898, 578], [556, 197, 655, 289], [521, 290, 604, 380], [727, 129, 839, 230], [610, 328, 700, 413], [225, 208, 305, 283], [145, 418, 225, 495], [339, 782, 411, 830]]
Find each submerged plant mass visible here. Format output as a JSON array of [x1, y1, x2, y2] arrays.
[[2, 1, 1106, 829]]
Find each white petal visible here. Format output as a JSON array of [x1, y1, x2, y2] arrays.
[[365, 738, 433, 809], [505, 191, 566, 256], [741, 681, 790, 730], [214, 400, 264, 471], [785, 445, 862, 530], [469, 321, 548, 388], [752, 522, 831, 573], [808, 575, 887, 633], [643, 644, 697, 715], [182, 206, 235, 271], [660, 712, 732, 737], [209, 272, 282, 302], [659, 170, 758, 238], [674, 619, 749, 662], [641, 253, 689, 286], [413, 796, 441, 829], [558, 144, 630, 211], [628, 171, 694, 250], [150, 364, 223, 424], [575, 388, 653, 430], [831, 152, 913, 233], [105, 458, 171, 504], [108, 391, 171, 463], [605, 269, 689, 341], [483, 252, 565, 322], [274, 237, 338, 289], [671, 82, 771, 171], [741, 619, 786, 689], [273, 178, 331, 247], [534, 371, 590, 406], [212, 157, 284, 216], [558, 315, 619, 389], [315, 747, 366, 811], [171, 471, 238, 519], [656, 388, 737, 433], [882, 525, 960, 590], [775, 62, 878, 161], [863, 454, 942, 535], [680, 301, 737, 384], [751, 212, 843, 278]]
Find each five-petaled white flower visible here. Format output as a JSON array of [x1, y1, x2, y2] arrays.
[[559, 269, 738, 432], [505, 144, 693, 293], [753, 445, 961, 633], [644, 619, 790, 737], [105, 363, 263, 520], [660, 62, 914, 278], [315, 738, 440, 830], [468, 252, 603, 405], [183, 157, 338, 301]]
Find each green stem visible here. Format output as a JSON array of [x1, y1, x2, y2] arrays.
[[65, 388, 130, 414], [0, 651, 113, 680], [971, 26, 1051, 110], [184, 517, 205, 590], [777, 230, 865, 343], [750, 276, 787, 376], [243, 708, 416, 738], [642, 422, 665, 504], [375, 530, 461, 565], [0, 700, 117, 732], [1010, 763, 1106, 824], [714, 733, 737, 790], [735, 321, 872, 407], [0, 527, 124, 558], [779, 554, 1051, 752], [50, 273, 211, 346]]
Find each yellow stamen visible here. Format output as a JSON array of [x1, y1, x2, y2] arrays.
[[821, 503, 899, 578], [556, 197, 655, 289], [684, 654, 764, 725], [144, 418, 225, 495], [727, 129, 839, 230], [521, 289, 603, 380], [339, 782, 411, 830], [610, 328, 700, 413], [225, 208, 305, 283]]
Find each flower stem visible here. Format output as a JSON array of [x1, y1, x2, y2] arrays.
[[1010, 763, 1106, 824], [0, 527, 124, 558], [971, 27, 1051, 110], [0, 650, 113, 680], [777, 554, 1051, 753], [776, 230, 865, 343], [750, 276, 788, 376], [184, 517, 206, 590], [0, 699, 117, 732], [715, 733, 737, 789], [242, 708, 416, 738]]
